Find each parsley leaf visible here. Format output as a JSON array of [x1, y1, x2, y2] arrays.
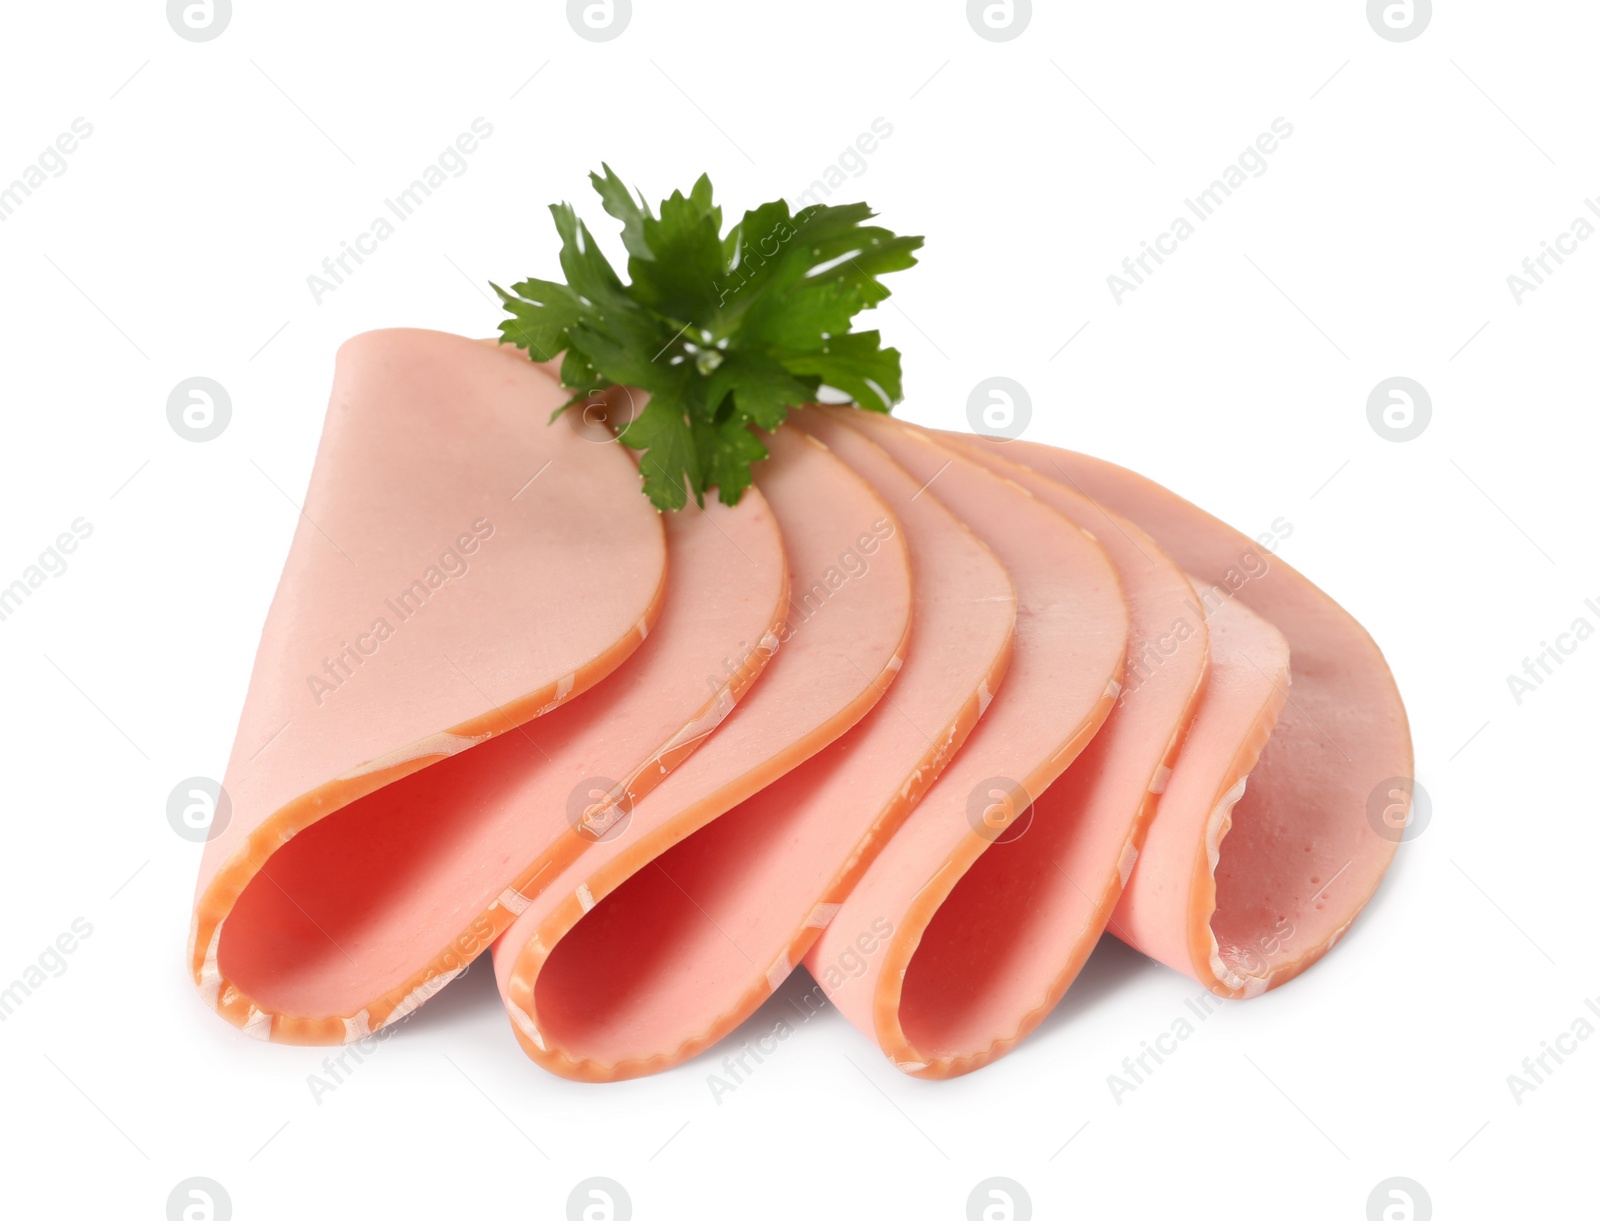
[[494, 165, 922, 510]]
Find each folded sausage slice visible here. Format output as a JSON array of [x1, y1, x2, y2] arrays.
[[486, 428, 921, 1081], [1115, 587, 1291, 995], [802, 411, 1127, 1079], [491, 412, 1012, 1080], [193, 331, 788, 1043], [972, 438, 1412, 996], [934, 432, 1212, 1019]]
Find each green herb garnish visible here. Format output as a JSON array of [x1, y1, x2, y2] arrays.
[[493, 166, 923, 510]]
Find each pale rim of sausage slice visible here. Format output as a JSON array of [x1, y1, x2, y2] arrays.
[[489, 409, 1013, 1081], [973, 436, 1412, 997], [191, 330, 788, 1043], [802, 410, 1128, 1079], [491, 424, 919, 1079]]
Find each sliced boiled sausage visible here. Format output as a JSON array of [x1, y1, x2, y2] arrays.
[[491, 425, 917, 1077], [971, 437, 1413, 996], [802, 411, 1127, 1079], [193, 331, 785, 1042]]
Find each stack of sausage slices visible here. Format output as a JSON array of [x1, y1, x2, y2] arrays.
[[189, 329, 1411, 1081]]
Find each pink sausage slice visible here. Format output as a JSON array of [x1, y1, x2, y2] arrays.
[[973, 438, 1413, 996], [802, 411, 1128, 1079], [1115, 587, 1292, 995], [492, 425, 919, 1079], [934, 432, 1212, 1023], [194, 331, 787, 1043], [491, 411, 1013, 1080]]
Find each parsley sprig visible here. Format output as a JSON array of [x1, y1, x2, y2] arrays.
[[493, 166, 923, 510]]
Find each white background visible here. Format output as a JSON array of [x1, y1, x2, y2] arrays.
[[0, 2, 1594, 1218]]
